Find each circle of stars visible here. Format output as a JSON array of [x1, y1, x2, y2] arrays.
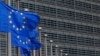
[[8, 10, 31, 45]]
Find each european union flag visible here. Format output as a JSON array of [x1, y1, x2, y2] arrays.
[[0, 1, 41, 56]]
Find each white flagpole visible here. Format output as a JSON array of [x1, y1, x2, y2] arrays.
[[38, 27, 42, 56], [8, 33, 12, 56], [8, 0, 12, 56], [8, 0, 11, 5], [60, 49, 63, 56], [17, 47, 20, 56], [55, 45, 58, 56], [50, 40, 53, 56], [44, 34, 48, 56], [17, 0, 20, 9], [17, 1, 21, 56], [33, 50, 36, 56], [65, 53, 68, 56]]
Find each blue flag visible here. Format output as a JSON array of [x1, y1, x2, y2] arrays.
[[21, 48, 31, 56], [0, 1, 41, 56]]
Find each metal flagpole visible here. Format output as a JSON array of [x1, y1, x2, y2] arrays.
[[55, 45, 58, 56], [8, 0, 11, 5], [17, 0, 20, 56], [17, 0, 20, 9], [60, 49, 63, 56], [8, 0, 12, 56], [44, 34, 48, 56], [65, 53, 68, 56], [38, 27, 42, 56], [5, 0, 8, 3], [50, 40, 53, 56], [33, 50, 36, 56], [8, 33, 12, 56]]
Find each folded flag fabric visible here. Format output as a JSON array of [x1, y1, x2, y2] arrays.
[[0, 1, 41, 56], [20, 48, 31, 56], [24, 11, 40, 30]]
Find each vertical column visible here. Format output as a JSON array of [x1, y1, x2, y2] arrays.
[[8, 0, 11, 5], [33, 50, 36, 56], [44, 34, 48, 56], [16, 0, 20, 9], [65, 53, 68, 56], [55, 45, 58, 56], [8, 0, 12, 55], [60, 49, 63, 56], [50, 40, 53, 56], [38, 27, 42, 56], [17, 0, 20, 9], [8, 33, 12, 56]]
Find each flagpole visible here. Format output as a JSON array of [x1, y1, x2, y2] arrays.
[[17, 0, 20, 9], [55, 45, 58, 56], [60, 49, 63, 56], [8, 0, 12, 56], [33, 50, 36, 56], [65, 53, 68, 56], [16, 1, 22, 56], [38, 27, 42, 56], [33, 27, 42, 56], [8, 0, 11, 5], [44, 34, 48, 56], [8, 33, 12, 56], [50, 40, 53, 56], [17, 3, 21, 56]]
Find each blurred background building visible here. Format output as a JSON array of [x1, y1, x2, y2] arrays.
[[1, 0, 100, 56]]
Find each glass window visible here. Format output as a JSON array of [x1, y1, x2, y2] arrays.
[[75, 1, 91, 12]]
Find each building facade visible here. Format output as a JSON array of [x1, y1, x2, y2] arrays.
[[1, 0, 100, 56]]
